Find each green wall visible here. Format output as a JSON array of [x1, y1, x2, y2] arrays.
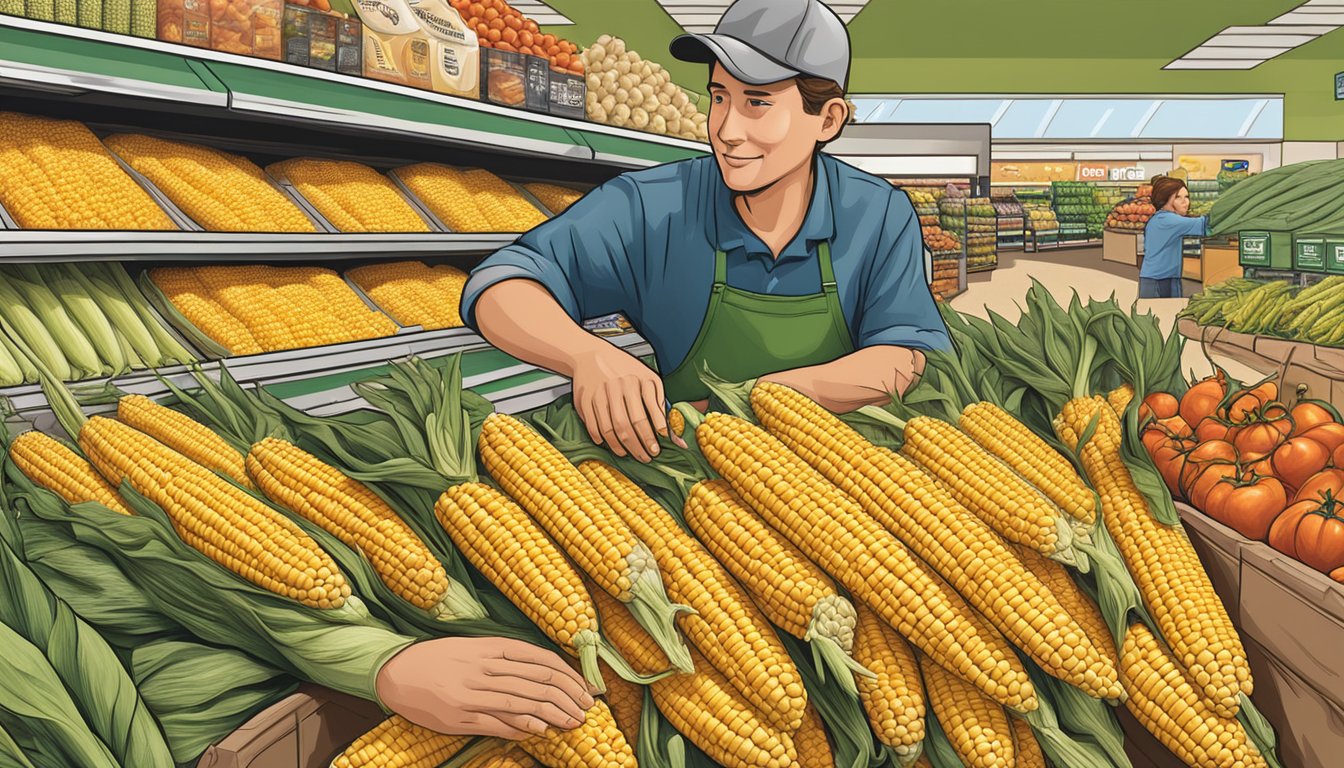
[[545, 0, 1344, 140]]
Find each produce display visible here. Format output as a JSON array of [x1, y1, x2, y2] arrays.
[[904, 186, 943, 215], [0, 262, 196, 383], [148, 264, 398, 354], [1208, 158, 1344, 236], [1139, 367, 1344, 584], [1050, 182, 1108, 240], [268, 158, 432, 233], [103, 133, 317, 233], [1188, 180, 1219, 218], [941, 187, 996, 272], [1106, 196, 1156, 233], [1015, 189, 1059, 243], [1181, 276, 1344, 347], [0, 112, 175, 231], [1218, 160, 1251, 193], [395, 164, 548, 233], [523, 182, 585, 214], [449, 0, 582, 73], [582, 36, 708, 141], [990, 193, 1025, 249], [347, 260, 469, 330], [0, 0, 156, 36]]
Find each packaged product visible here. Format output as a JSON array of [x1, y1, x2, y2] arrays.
[[405, 0, 480, 98], [209, 0, 283, 59], [352, 0, 432, 90], [480, 46, 546, 110], [284, 1, 362, 75], [158, 0, 211, 47]]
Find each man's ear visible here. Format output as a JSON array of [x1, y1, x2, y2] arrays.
[[820, 97, 849, 142]]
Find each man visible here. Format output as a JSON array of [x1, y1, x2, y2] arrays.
[[463, 0, 952, 464]]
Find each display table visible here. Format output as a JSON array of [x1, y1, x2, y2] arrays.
[[1103, 229, 1142, 266], [1177, 318, 1344, 409]]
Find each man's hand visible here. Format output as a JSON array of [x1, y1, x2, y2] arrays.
[[571, 345, 686, 462], [758, 346, 927, 413], [375, 637, 596, 740]]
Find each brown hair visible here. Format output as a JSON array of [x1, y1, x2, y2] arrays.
[[1151, 175, 1187, 209]]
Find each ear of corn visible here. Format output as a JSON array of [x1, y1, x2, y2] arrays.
[[959, 401, 1097, 530], [1119, 623, 1267, 768], [752, 383, 1123, 702], [117, 395, 252, 489], [586, 576, 672, 678], [920, 652, 1015, 768], [148, 267, 264, 357], [249, 437, 481, 620], [65, 264, 162, 367], [461, 741, 540, 768], [8, 431, 132, 515], [694, 414, 1037, 714], [518, 699, 637, 768], [900, 415, 1084, 568], [0, 332, 23, 386], [1056, 396, 1250, 718], [0, 112, 175, 230], [1107, 383, 1135, 420], [597, 659, 644, 749], [1011, 718, 1047, 768], [648, 647, 798, 768], [347, 261, 468, 330], [435, 482, 662, 692], [78, 416, 352, 610], [270, 158, 430, 233], [851, 603, 925, 761], [330, 715, 474, 768], [579, 460, 807, 732], [5, 265, 105, 378], [394, 164, 494, 232], [0, 278, 73, 380], [522, 182, 583, 215], [795, 705, 837, 768], [43, 263, 127, 375], [478, 414, 693, 675], [1010, 543, 1119, 674], [104, 134, 316, 233]]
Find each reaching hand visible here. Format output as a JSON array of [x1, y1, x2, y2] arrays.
[[571, 345, 685, 462], [375, 637, 596, 740]]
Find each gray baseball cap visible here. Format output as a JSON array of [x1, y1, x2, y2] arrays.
[[670, 0, 850, 88]]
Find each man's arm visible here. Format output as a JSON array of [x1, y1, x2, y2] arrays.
[[759, 345, 926, 412]]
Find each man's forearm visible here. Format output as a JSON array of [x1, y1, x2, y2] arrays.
[[759, 345, 926, 413], [472, 279, 608, 377]]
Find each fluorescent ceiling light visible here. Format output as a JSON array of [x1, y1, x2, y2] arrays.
[[1270, 11, 1344, 24], [1167, 2, 1339, 69], [509, 0, 572, 25], [1204, 32, 1322, 47], [1182, 47, 1291, 59], [1164, 59, 1266, 70]]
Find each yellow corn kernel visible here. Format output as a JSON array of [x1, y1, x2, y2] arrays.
[[268, 158, 430, 233], [331, 715, 472, 768], [461, 741, 540, 768], [921, 653, 1015, 768], [346, 261, 468, 330], [9, 431, 132, 514], [1012, 718, 1047, 768], [852, 603, 925, 760], [519, 699, 636, 768], [597, 659, 643, 749], [150, 267, 263, 356], [794, 705, 835, 768], [117, 395, 252, 488], [522, 182, 583, 215]]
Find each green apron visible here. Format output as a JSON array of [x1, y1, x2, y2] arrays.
[[662, 241, 854, 403]]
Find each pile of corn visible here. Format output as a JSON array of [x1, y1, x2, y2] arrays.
[[149, 265, 397, 354], [267, 158, 431, 233], [0, 262, 195, 384], [346, 261, 470, 330], [104, 134, 316, 233], [0, 112, 174, 230], [396, 164, 549, 233], [521, 182, 584, 215]]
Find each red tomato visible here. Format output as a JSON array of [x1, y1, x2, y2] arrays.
[[1180, 375, 1226, 429], [1151, 437, 1193, 499], [1195, 417, 1232, 444], [1273, 497, 1344, 573], [1157, 415, 1193, 439], [1234, 421, 1287, 462], [1301, 422, 1344, 454], [1228, 392, 1263, 423], [1291, 402, 1338, 436], [1140, 392, 1179, 423], [1187, 461, 1240, 512], [1206, 475, 1287, 540], [1294, 469, 1344, 505], [1271, 436, 1332, 491]]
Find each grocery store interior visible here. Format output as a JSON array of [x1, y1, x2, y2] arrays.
[[2, 0, 1344, 767]]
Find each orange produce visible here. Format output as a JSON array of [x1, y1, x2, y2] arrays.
[[1294, 469, 1344, 505], [1290, 401, 1337, 436], [1333, 565, 1344, 584], [1155, 415, 1193, 439], [1194, 416, 1233, 444], [1338, 443, 1344, 469], [1300, 422, 1344, 454], [1139, 392, 1178, 423], [1184, 461, 1239, 511], [1179, 373, 1226, 431], [1178, 439, 1236, 492], [1271, 437, 1332, 492], [1204, 474, 1287, 540], [1235, 421, 1287, 463], [1149, 435, 1193, 498], [1268, 494, 1344, 573]]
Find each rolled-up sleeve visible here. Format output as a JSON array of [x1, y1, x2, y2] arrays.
[[460, 177, 645, 330], [854, 194, 953, 353]]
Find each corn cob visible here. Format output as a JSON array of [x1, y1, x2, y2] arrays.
[[117, 395, 251, 488], [269, 272, 371, 348], [9, 431, 132, 515], [959, 401, 1097, 529], [580, 460, 807, 732], [191, 265, 299, 351], [478, 414, 692, 673], [0, 112, 174, 230], [851, 603, 925, 761], [519, 699, 637, 768], [270, 159, 429, 233], [149, 267, 264, 356], [330, 715, 472, 768], [130, 0, 154, 35], [462, 742, 539, 768], [103, 0, 132, 33], [346, 261, 468, 330], [80, 263, 190, 369], [1119, 623, 1267, 768], [249, 438, 479, 619], [0, 266, 103, 378], [1107, 383, 1135, 420], [395, 164, 494, 232], [1011, 718, 1047, 768], [751, 384, 1122, 701], [0, 277, 75, 381], [463, 168, 550, 231], [78, 416, 352, 610], [1011, 543, 1118, 673], [590, 583, 797, 768], [104, 134, 315, 233], [0, 331, 23, 386], [44, 263, 127, 374], [901, 415, 1083, 567], [597, 659, 643, 748], [920, 653, 1015, 768], [302, 270, 399, 341], [912, 758, 932, 768], [668, 408, 686, 438], [795, 705, 835, 768], [1056, 396, 1250, 717], [522, 182, 583, 215], [695, 414, 1037, 713], [435, 483, 616, 691]]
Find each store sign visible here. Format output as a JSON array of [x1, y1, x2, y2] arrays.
[[1077, 163, 1109, 181], [1108, 166, 1147, 182]]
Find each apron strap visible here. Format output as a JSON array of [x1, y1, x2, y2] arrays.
[[817, 241, 838, 289], [712, 249, 728, 288]]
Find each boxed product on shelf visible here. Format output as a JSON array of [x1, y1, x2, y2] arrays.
[[210, 0, 284, 59], [548, 64, 586, 120], [157, 0, 211, 47], [480, 46, 547, 110], [283, 1, 363, 76], [406, 0, 481, 98], [351, 0, 433, 90]]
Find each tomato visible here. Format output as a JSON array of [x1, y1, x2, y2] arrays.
[[1151, 437, 1192, 498], [1332, 565, 1344, 585], [1234, 421, 1287, 462], [1178, 439, 1237, 492], [1205, 475, 1287, 540], [1142, 427, 1167, 455], [1290, 402, 1337, 436], [1186, 461, 1239, 511], [1300, 422, 1344, 454], [1337, 442, 1344, 469], [1228, 393, 1262, 422], [1179, 375, 1227, 432], [1271, 436, 1332, 491], [1247, 456, 1274, 479], [1140, 392, 1179, 423], [1294, 469, 1344, 505], [1156, 415, 1192, 439], [1271, 496, 1344, 573], [1194, 416, 1232, 444]]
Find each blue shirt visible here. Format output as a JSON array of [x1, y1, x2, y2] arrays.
[[461, 153, 952, 375], [1142, 211, 1208, 279]]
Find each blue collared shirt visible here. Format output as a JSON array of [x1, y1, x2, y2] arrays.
[[1142, 211, 1208, 279], [460, 153, 952, 375]]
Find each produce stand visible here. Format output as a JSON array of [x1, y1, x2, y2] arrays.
[[1177, 318, 1344, 409], [1103, 229, 1142, 267], [195, 686, 383, 768]]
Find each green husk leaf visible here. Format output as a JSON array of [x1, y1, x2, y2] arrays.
[[779, 632, 875, 768], [697, 366, 756, 421]]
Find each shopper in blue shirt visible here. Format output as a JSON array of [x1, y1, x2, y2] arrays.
[[1140, 176, 1208, 299], [461, 0, 951, 463]]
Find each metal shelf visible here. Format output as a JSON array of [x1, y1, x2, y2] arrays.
[[0, 231, 520, 262]]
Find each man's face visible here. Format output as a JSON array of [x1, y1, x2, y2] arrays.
[[707, 63, 839, 193]]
